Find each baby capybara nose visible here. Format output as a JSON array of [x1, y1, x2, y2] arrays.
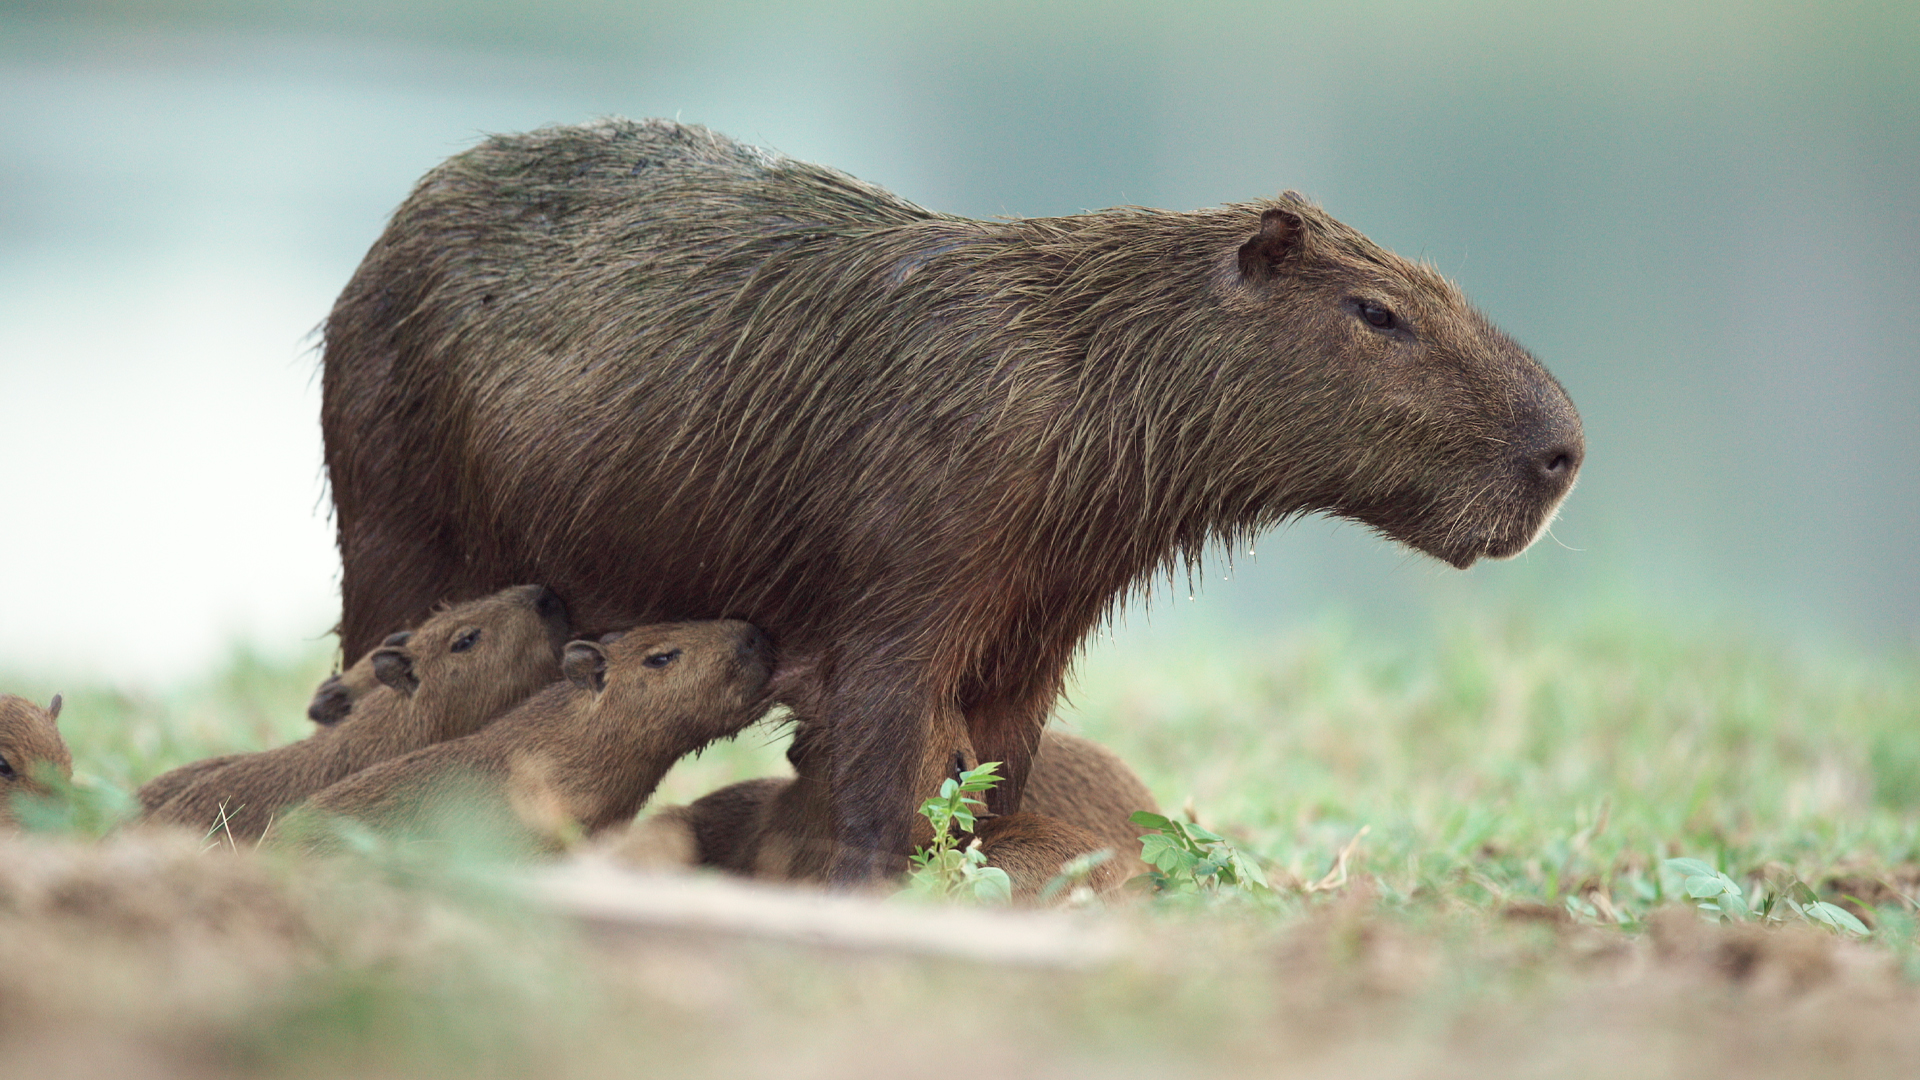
[[736, 625, 772, 665], [532, 586, 569, 625]]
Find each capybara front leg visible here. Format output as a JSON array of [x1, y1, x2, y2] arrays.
[[820, 681, 934, 888]]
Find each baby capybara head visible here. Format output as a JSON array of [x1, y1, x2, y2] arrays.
[[1219, 193, 1583, 567], [0, 694, 73, 828], [558, 621, 774, 740], [308, 630, 411, 725], [367, 584, 573, 727]]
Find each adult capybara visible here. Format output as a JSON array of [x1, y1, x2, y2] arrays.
[[141, 585, 570, 840], [0, 694, 72, 827], [321, 118, 1584, 884], [621, 720, 1155, 901], [294, 623, 772, 854]]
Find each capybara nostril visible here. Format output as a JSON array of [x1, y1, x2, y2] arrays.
[[1537, 440, 1583, 486]]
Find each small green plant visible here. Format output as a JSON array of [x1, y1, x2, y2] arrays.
[[1130, 810, 1273, 898], [903, 762, 1013, 904], [1665, 857, 1870, 936]]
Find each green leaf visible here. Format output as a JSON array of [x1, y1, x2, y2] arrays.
[[969, 866, 1013, 905], [1665, 858, 1720, 879], [1805, 902, 1871, 936], [1235, 855, 1272, 891], [1685, 875, 1728, 899], [1138, 833, 1178, 863], [1129, 811, 1177, 833]]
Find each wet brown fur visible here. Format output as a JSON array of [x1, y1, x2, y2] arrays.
[[139, 585, 571, 840], [0, 695, 72, 828], [294, 622, 772, 853], [322, 118, 1583, 882]]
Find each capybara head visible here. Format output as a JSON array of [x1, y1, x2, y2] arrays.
[[308, 630, 411, 725], [0, 694, 73, 827], [366, 584, 573, 730], [1219, 193, 1582, 566], [558, 621, 773, 741]]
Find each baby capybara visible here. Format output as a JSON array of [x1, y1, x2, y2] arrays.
[[323, 118, 1584, 883], [140, 585, 570, 840], [0, 694, 72, 828], [627, 722, 1157, 902], [294, 622, 772, 855], [135, 629, 411, 814]]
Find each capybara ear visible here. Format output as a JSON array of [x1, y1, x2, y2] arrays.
[[599, 631, 627, 645], [46, 694, 61, 724], [562, 640, 609, 693], [381, 630, 413, 648], [371, 647, 419, 695], [1236, 206, 1305, 281]]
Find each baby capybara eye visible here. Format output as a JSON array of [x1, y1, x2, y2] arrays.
[[450, 628, 482, 653], [0, 755, 13, 780], [1354, 300, 1397, 331], [642, 649, 681, 669]]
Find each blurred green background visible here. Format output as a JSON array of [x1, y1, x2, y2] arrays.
[[1, 0, 1915, 681]]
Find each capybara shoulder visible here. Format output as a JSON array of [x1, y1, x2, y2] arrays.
[[141, 585, 570, 841], [296, 621, 774, 854], [0, 694, 72, 827]]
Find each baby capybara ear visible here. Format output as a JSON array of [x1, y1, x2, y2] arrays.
[[371, 647, 419, 695], [562, 640, 609, 694], [598, 631, 627, 645], [46, 694, 61, 724], [381, 630, 413, 648]]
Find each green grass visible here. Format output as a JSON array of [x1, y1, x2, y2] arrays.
[[1062, 609, 1920, 925], [6, 605, 1920, 1076]]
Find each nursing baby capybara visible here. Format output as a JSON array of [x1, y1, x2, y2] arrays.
[[0, 694, 72, 827], [321, 118, 1584, 884], [293, 622, 772, 854], [140, 585, 570, 840], [135, 630, 413, 814]]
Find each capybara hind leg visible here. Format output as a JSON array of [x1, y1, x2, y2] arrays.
[[964, 683, 1057, 819]]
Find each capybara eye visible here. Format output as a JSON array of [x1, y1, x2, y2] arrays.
[[0, 755, 13, 780], [643, 649, 682, 669], [450, 628, 482, 653], [1356, 301, 1397, 331]]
